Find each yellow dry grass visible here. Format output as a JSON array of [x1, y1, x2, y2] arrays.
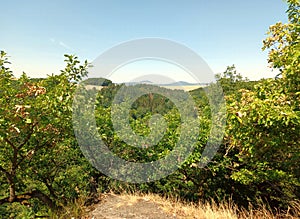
[[113, 192, 300, 219], [53, 192, 300, 219]]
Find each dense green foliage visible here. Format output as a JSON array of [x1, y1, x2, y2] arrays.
[[0, 1, 299, 217], [0, 54, 95, 217], [226, 0, 300, 208]]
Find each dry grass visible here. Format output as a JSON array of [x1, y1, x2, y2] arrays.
[[116, 192, 238, 219], [52, 192, 300, 218], [107, 192, 300, 219], [49, 195, 92, 219]]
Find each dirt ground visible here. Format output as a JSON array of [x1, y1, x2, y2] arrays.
[[87, 193, 179, 219]]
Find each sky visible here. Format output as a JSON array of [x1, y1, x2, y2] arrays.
[[1, 0, 288, 83]]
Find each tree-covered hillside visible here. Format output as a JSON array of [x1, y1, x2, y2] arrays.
[[0, 0, 299, 217]]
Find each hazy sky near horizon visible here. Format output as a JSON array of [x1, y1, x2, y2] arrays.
[[1, 0, 288, 83]]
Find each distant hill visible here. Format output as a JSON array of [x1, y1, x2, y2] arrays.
[[159, 81, 205, 86], [139, 80, 153, 84], [123, 80, 208, 87], [83, 78, 112, 86], [124, 80, 153, 86]]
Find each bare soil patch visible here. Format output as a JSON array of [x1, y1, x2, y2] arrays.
[[88, 193, 178, 219]]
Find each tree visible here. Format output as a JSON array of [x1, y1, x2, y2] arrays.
[[215, 65, 254, 96], [0, 52, 92, 216], [226, 0, 300, 208], [262, 0, 300, 93]]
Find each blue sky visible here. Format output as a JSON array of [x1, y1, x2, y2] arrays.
[[1, 0, 288, 82]]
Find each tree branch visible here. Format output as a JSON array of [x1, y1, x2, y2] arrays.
[[18, 122, 38, 150], [16, 139, 53, 168], [4, 138, 16, 150], [0, 190, 56, 209]]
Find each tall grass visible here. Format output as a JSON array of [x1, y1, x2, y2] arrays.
[[51, 192, 300, 219], [49, 196, 89, 219]]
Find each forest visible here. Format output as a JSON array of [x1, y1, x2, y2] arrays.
[[0, 0, 299, 218]]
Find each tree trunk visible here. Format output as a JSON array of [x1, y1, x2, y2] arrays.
[[8, 175, 16, 203]]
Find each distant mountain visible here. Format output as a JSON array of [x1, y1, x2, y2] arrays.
[[122, 80, 207, 86], [124, 80, 153, 86], [139, 80, 153, 84]]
